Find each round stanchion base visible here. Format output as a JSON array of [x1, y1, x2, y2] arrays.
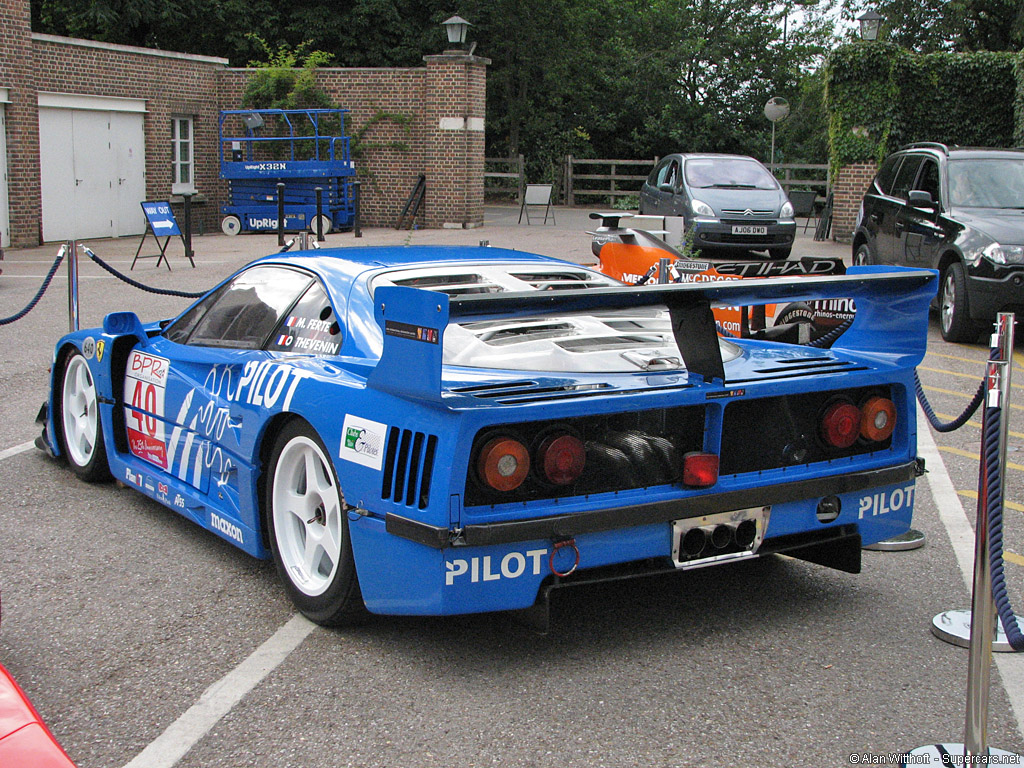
[[906, 744, 1021, 763], [931, 609, 1023, 652], [864, 528, 926, 551]]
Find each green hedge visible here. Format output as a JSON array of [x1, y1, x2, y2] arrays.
[[826, 43, 1020, 176]]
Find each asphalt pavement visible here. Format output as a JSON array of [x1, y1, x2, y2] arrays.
[[1, 206, 1023, 768]]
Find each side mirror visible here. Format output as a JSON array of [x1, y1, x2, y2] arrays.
[[908, 190, 938, 210], [659, 183, 675, 193]]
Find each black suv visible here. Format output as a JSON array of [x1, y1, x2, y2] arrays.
[[852, 143, 1024, 342]]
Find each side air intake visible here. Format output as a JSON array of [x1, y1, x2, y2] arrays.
[[381, 428, 438, 510]]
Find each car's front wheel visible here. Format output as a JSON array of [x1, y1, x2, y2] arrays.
[[853, 243, 873, 266], [266, 421, 365, 625], [58, 354, 111, 483], [768, 246, 792, 261], [57, 351, 110, 482], [940, 262, 982, 343]]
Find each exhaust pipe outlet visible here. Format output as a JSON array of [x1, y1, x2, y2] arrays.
[[710, 524, 734, 550], [681, 527, 708, 558], [735, 519, 757, 549]]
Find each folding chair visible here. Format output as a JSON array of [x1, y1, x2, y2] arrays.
[[519, 184, 555, 225], [787, 189, 818, 233]]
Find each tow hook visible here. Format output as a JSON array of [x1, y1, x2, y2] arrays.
[[549, 538, 579, 577]]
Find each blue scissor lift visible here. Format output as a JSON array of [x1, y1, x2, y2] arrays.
[[218, 108, 356, 235]]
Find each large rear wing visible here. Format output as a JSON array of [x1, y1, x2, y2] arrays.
[[368, 265, 937, 403]]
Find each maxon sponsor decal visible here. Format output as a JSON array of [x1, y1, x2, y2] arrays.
[[210, 512, 244, 544]]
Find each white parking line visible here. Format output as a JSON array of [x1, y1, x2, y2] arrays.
[[120, 614, 316, 768], [0, 441, 37, 461], [916, 406, 1024, 741]]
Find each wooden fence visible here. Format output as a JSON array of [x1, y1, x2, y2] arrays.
[[564, 157, 655, 207], [771, 163, 830, 193], [484, 155, 525, 201], [485, 156, 829, 206]]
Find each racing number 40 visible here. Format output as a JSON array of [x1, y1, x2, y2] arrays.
[[130, 381, 159, 435]]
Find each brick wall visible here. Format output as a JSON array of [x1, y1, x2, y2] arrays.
[[0, 1, 39, 245], [0, 0, 488, 247], [31, 35, 226, 238], [423, 54, 488, 229], [832, 162, 878, 243]]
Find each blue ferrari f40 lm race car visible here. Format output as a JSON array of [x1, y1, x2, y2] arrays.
[[39, 246, 935, 627]]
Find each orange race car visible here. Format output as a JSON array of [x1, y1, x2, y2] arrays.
[[588, 212, 854, 344]]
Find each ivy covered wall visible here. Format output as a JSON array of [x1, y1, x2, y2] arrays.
[[826, 43, 1018, 173], [825, 43, 1021, 240]]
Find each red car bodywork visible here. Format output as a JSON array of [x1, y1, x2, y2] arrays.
[[0, 661, 76, 767]]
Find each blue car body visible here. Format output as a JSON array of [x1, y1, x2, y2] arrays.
[[41, 246, 936, 625]]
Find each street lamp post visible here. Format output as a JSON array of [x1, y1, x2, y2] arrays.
[[442, 15, 472, 51], [857, 9, 883, 41]]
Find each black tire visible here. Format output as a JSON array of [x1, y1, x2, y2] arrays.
[[265, 420, 365, 626], [768, 246, 792, 261], [853, 243, 874, 266], [56, 350, 111, 482], [939, 262, 982, 343]]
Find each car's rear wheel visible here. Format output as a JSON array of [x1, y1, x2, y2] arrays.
[[266, 421, 365, 625], [854, 243, 873, 266], [940, 262, 982, 343], [58, 351, 110, 481]]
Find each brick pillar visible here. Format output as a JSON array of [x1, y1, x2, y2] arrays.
[[832, 162, 878, 243], [423, 52, 489, 229], [0, 1, 40, 246]]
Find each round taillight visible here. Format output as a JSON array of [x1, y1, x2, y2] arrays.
[[821, 401, 861, 449], [861, 396, 896, 442], [477, 437, 530, 492], [538, 434, 586, 485]]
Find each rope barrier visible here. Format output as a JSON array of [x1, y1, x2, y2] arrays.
[[81, 247, 206, 299], [984, 399, 1024, 650], [916, 372, 985, 433], [0, 246, 66, 326]]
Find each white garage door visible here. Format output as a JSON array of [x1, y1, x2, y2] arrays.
[[39, 94, 147, 242]]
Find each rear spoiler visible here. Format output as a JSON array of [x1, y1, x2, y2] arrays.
[[368, 265, 937, 403]]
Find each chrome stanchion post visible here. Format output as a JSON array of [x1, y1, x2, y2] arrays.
[[933, 314, 1020, 651], [67, 240, 79, 332], [909, 314, 1021, 764]]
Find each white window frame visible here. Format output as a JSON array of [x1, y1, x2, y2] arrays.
[[171, 116, 195, 194]]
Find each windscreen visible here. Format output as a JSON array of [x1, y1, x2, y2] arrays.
[[948, 158, 1024, 208], [684, 158, 778, 190]]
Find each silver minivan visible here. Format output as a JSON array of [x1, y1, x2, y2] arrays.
[[639, 153, 796, 260]]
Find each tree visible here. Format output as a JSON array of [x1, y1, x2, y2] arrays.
[[31, 0, 843, 173], [841, 0, 1024, 52]]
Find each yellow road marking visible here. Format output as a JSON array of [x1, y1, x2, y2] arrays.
[[931, 413, 1024, 440], [1015, 351, 1024, 371], [1005, 551, 1024, 567], [957, 490, 1024, 513], [927, 350, 987, 366], [918, 365, 1023, 390], [921, 384, 1024, 412], [938, 445, 1024, 472]]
